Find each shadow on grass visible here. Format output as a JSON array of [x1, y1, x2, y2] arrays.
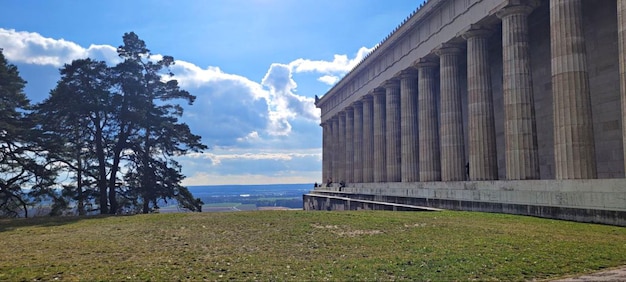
[[0, 215, 113, 233]]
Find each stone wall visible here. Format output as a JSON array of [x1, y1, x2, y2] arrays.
[[302, 194, 441, 212], [305, 179, 626, 226]]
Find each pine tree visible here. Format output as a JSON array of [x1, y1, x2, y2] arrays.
[[0, 49, 57, 217]]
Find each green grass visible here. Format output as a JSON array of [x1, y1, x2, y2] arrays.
[[202, 203, 257, 211], [0, 211, 625, 281]]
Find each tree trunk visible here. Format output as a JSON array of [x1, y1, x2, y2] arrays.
[[108, 150, 121, 214], [141, 128, 152, 214], [76, 144, 85, 216], [94, 118, 108, 214]]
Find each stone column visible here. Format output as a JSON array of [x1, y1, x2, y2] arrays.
[[463, 27, 498, 180], [353, 101, 364, 183], [496, 1, 540, 180], [345, 107, 354, 183], [362, 95, 375, 182], [417, 59, 441, 181], [550, 0, 596, 180], [436, 44, 466, 181], [331, 117, 339, 182], [620, 0, 626, 175], [338, 112, 346, 183], [384, 79, 402, 182], [373, 88, 387, 182], [400, 68, 420, 182], [322, 122, 331, 183]]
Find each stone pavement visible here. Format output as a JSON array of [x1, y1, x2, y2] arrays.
[[552, 266, 626, 281]]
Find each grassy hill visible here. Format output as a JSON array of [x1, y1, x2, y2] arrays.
[[1, 210, 625, 281]]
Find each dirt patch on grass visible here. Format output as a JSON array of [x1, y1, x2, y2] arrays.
[[334, 229, 383, 237], [311, 223, 383, 237], [404, 223, 427, 228], [310, 223, 338, 229]]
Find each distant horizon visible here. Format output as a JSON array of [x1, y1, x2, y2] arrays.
[[187, 182, 313, 187]]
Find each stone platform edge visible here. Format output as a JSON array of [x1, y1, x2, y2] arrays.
[[303, 193, 442, 212], [304, 179, 626, 226]]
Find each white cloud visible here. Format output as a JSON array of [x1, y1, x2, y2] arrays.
[[237, 131, 261, 143], [289, 46, 373, 74], [261, 63, 319, 135], [318, 75, 339, 85], [85, 44, 121, 65], [171, 60, 316, 137], [182, 172, 320, 186], [171, 61, 269, 101], [186, 148, 321, 166], [0, 28, 120, 66]]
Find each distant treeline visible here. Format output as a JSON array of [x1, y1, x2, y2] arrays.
[[202, 195, 303, 209]]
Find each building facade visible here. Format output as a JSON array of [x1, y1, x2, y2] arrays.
[[309, 0, 626, 225]]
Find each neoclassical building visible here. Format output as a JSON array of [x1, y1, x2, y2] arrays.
[[307, 0, 626, 226]]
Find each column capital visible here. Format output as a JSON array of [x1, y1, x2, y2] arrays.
[[362, 94, 373, 103], [398, 67, 418, 79], [382, 79, 400, 90], [462, 25, 493, 40], [351, 100, 362, 107], [414, 58, 438, 69], [435, 43, 465, 56], [345, 105, 354, 113], [372, 87, 386, 97], [496, 0, 540, 19]]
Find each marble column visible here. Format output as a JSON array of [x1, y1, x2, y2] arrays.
[[353, 101, 364, 183], [322, 122, 331, 183], [436, 44, 466, 181], [400, 68, 420, 182], [550, 0, 596, 180], [417, 59, 441, 181], [497, 1, 540, 180], [362, 95, 375, 182], [384, 79, 402, 182], [338, 112, 346, 183], [331, 117, 339, 182], [373, 88, 387, 183], [463, 27, 498, 180], [619, 0, 626, 175], [345, 107, 354, 183]]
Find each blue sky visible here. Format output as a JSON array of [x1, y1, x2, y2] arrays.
[[0, 0, 424, 185]]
